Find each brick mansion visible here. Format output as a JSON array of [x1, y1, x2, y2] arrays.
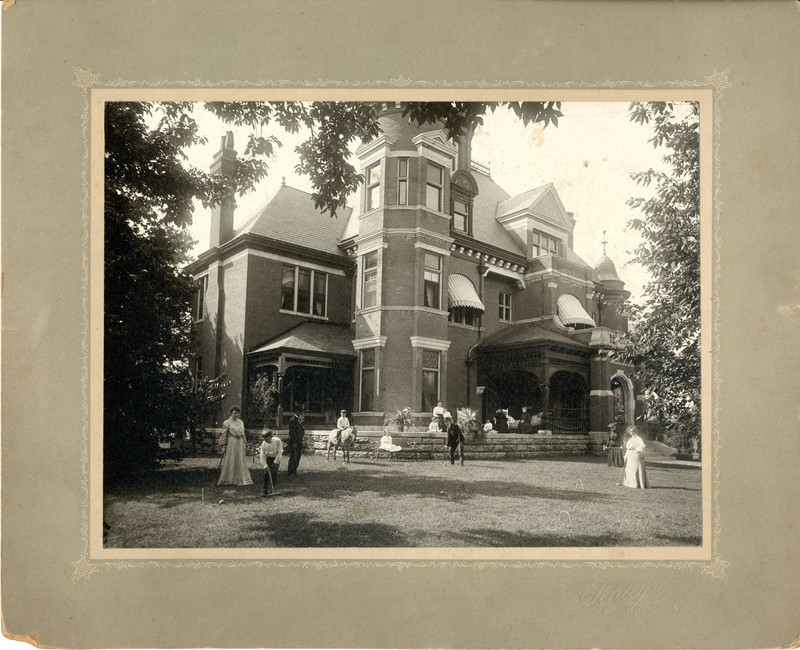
[[187, 104, 644, 443]]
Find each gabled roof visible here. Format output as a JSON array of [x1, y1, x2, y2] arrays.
[[480, 320, 587, 349], [235, 184, 352, 257], [248, 322, 355, 357], [496, 182, 573, 231]]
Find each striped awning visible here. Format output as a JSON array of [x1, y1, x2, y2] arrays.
[[557, 294, 596, 328], [448, 274, 485, 312]]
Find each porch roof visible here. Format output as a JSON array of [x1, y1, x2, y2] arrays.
[[480, 321, 588, 350], [247, 323, 356, 358]]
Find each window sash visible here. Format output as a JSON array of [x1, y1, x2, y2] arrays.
[[452, 198, 469, 232], [360, 348, 376, 411], [421, 349, 440, 412], [425, 162, 443, 212], [499, 292, 512, 321], [397, 158, 408, 206], [193, 276, 207, 321], [532, 232, 559, 257], [362, 252, 378, 308], [366, 162, 381, 210], [281, 264, 328, 316], [449, 306, 479, 327]]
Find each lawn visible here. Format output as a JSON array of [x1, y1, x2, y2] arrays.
[[104, 454, 702, 548]]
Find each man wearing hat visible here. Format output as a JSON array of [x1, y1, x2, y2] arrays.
[[445, 414, 465, 466], [259, 428, 284, 496], [335, 409, 351, 445], [287, 409, 305, 476]]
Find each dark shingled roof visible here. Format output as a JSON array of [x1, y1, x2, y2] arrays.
[[481, 320, 587, 349], [235, 185, 352, 256], [248, 322, 355, 357], [471, 170, 526, 254]]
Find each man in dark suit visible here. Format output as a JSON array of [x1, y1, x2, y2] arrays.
[[287, 410, 305, 475], [445, 415, 465, 465]]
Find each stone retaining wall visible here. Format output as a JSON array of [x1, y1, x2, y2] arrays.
[[193, 428, 590, 459]]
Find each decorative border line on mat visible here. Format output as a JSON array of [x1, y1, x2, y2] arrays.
[[71, 69, 730, 582]]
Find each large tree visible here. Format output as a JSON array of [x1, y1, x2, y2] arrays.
[[623, 101, 701, 446], [104, 101, 563, 478]]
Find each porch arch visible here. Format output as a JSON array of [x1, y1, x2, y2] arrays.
[[611, 370, 635, 426]]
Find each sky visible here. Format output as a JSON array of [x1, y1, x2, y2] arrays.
[[184, 102, 675, 304]]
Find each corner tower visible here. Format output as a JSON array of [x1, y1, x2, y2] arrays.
[[347, 104, 461, 423]]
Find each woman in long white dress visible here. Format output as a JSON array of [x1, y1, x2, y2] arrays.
[[217, 406, 253, 486], [622, 425, 649, 488]]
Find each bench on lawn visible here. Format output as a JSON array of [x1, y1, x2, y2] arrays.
[[157, 442, 182, 463]]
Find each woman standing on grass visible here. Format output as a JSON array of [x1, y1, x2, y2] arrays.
[[622, 425, 649, 489], [217, 406, 253, 486]]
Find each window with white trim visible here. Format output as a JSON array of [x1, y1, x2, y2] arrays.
[[280, 264, 328, 316], [360, 348, 376, 412], [421, 349, 440, 413], [425, 161, 444, 212], [397, 158, 408, 206], [452, 196, 470, 233], [423, 252, 441, 309], [365, 162, 381, 211], [192, 275, 208, 322], [362, 251, 379, 309], [448, 306, 480, 327], [499, 292, 512, 321], [532, 231, 559, 257]]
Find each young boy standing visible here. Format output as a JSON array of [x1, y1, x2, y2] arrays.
[[259, 428, 284, 496]]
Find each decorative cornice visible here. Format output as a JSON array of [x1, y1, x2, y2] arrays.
[[352, 336, 388, 350], [409, 336, 451, 351]]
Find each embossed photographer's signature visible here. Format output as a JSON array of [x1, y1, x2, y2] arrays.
[[580, 581, 688, 614]]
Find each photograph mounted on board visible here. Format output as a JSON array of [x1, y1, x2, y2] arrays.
[[101, 98, 704, 551]]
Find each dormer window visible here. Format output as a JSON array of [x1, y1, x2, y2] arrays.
[[532, 231, 559, 257], [451, 197, 470, 233]]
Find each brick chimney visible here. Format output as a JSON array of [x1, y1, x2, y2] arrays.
[[209, 131, 237, 248], [567, 211, 576, 249], [456, 123, 476, 171]]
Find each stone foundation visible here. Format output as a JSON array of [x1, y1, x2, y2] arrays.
[[195, 427, 590, 460]]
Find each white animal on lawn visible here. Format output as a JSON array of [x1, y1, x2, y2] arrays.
[[326, 425, 358, 463]]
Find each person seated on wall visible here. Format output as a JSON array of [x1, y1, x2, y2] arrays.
[[433, 401, 446, 432], [518, 406, 533, 435], [379, 429, 403, 459], [505, 409, 519, 432], [482, 420, 494, 434], [443, 411, 452, 427], [428, 416, 441, 433], [493, 408, 509, 433], [530, 411, 543, 433]]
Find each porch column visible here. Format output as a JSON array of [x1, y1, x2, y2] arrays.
[[588, 354, 614, 432], [541, 362, 551, 431], [276, 372, 285, 428], [545, 281, 559, 316]]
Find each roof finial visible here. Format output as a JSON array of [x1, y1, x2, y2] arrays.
[[601, 230, 608, 256], [281, 176, 286, 186]]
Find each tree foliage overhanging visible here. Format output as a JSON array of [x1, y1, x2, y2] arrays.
[[622, 101, 701, 446], [104, 101, 563, 479]]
